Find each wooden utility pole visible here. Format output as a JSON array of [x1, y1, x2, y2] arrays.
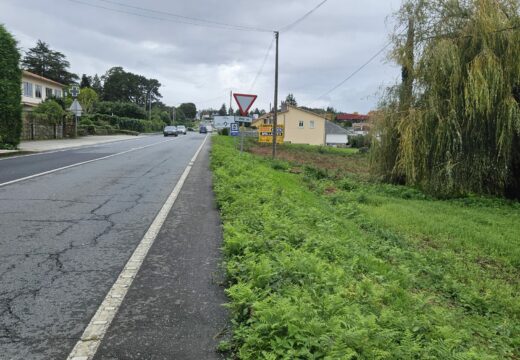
[[272, 31, 279, 159], [229, 90, 232, 115]]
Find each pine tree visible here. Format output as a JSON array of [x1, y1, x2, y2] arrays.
[[285, 93, 297, 106], [22, 40, 78, 84], [80, 74, 91, 88]]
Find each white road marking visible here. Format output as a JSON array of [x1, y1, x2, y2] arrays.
[[66, 135, 209, 360], [0, 138, 176, 188]]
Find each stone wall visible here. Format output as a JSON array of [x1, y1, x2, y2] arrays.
[[21, 112, 75, 140]]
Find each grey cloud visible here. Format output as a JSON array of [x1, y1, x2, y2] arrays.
[[1, 0, 403, 112]]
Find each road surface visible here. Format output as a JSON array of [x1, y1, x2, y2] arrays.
[[0, 133, 226, 359]]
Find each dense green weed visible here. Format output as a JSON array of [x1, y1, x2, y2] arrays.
[[211, 137, 520, 359]]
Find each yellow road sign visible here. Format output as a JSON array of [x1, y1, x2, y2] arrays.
[[259, 125, 284, 144]]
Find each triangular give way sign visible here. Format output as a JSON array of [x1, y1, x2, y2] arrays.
[[233, 93, 257, 116]]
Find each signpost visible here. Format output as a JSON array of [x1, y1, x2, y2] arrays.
[[68, 86, 82, 138], [233, 93, 257, 116]]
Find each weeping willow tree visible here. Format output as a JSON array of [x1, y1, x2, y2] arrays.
[[372, 0, 520, 198]]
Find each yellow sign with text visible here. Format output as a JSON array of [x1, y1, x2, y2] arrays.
[[259, 125, 284, 144]]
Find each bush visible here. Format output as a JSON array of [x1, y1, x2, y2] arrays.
[[349, 134, 371, 148], [0, 25, 22, 148], [219, 128, 229, 136], [94, 101, 147, 119], [32, 99, 65, 124]]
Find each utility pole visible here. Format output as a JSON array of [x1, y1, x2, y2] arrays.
[[230, 90, 234, 123], [148, 90, 152, 121], [272, 31, 279, 159]]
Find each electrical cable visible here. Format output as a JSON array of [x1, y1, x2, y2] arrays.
[[280, 0, 329, 32], [315, 26, 408, 100], [249, 35, 276, 91], [315, 41, 393, 100], [96, 0, 273, 33], [67, 0, 273, 32]]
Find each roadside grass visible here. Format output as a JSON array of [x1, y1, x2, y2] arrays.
[[249, 142, 369, 180], [211, 137, 520, 359]]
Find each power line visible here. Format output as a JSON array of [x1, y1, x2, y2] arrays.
[[315, 26, 408, 101], [96, 0, 273, 33], [250, 35, 276, 90], [67, 0, 273, 33], [315, 40, 394, 100], [315, 23, 519, 102], [280, 0, 329, 32]]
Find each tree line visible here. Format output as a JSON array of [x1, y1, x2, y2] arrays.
[[20, 39, 200, 125]]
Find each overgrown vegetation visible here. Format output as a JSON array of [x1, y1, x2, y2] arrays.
[[31, 99, 65, 124], [79, 113, 161, 135], [212, 137, 519, 359], [0, 24, 22, 149], [372, 0, 520, 199]]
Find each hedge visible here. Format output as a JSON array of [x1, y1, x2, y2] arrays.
[[0, 25, 22, 148], [82, 113, 163, 133]]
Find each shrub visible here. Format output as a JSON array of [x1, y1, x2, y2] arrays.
[[0, 25, 22, 148], [349, 134, 370, 148], [220, 128, 230, 136], [32, 99, 65, 124], [94, 101, 147, 119]]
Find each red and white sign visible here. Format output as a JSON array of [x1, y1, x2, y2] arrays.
[[233, 93, 257, 116]]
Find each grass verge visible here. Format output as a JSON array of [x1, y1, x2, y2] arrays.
[[211, 137, 519, 359]]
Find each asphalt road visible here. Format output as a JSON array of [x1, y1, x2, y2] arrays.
[[0, 133, 223, 359], [94, 139, 228, 360]]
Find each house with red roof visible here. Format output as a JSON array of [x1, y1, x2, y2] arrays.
[[335, 113, 370, 123]]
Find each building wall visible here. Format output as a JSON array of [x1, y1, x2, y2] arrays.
[[21, 72, 64, 108], [280, 108, 326, 146], [326, 134, 348, 145]]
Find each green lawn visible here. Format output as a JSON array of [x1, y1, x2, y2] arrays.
[[211, 137, 520, 359]]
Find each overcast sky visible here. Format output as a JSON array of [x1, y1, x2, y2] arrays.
[[1, 0, 403, 113]]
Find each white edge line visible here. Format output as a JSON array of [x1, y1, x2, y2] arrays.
[[0, 135, 152, 162], [66, 134, 209, 360], [0, 138, 176, 188]]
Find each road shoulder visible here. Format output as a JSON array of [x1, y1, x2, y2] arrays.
[[93, 140, 228, 360]]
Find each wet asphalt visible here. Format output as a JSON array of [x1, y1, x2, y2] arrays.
[[0, 134, 227, 359]]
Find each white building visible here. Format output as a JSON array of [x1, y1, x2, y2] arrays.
[[21, 70, 65, 111], [325, 121, 349, 147]]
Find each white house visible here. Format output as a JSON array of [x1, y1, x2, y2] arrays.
[[21, 70, 65, 111], [325, 121, 349, 146]]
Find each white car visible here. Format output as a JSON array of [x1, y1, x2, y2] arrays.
[[177, 125, 187, 135]]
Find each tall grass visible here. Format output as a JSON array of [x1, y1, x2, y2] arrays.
[[212, 136, 520, 359]]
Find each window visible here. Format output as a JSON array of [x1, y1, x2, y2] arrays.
[[54, 89, 62, 98], [309, 120, 315, 129], [35, 85, 42, 98], [23, 82, 33, 97], [46, 87, 53, 99], [298, 120, 304, 129]]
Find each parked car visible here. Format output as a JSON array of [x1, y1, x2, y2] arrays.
[[199, 125, 207, 134], [163, 126, 178, 137], [177, 125, 187, 135]]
